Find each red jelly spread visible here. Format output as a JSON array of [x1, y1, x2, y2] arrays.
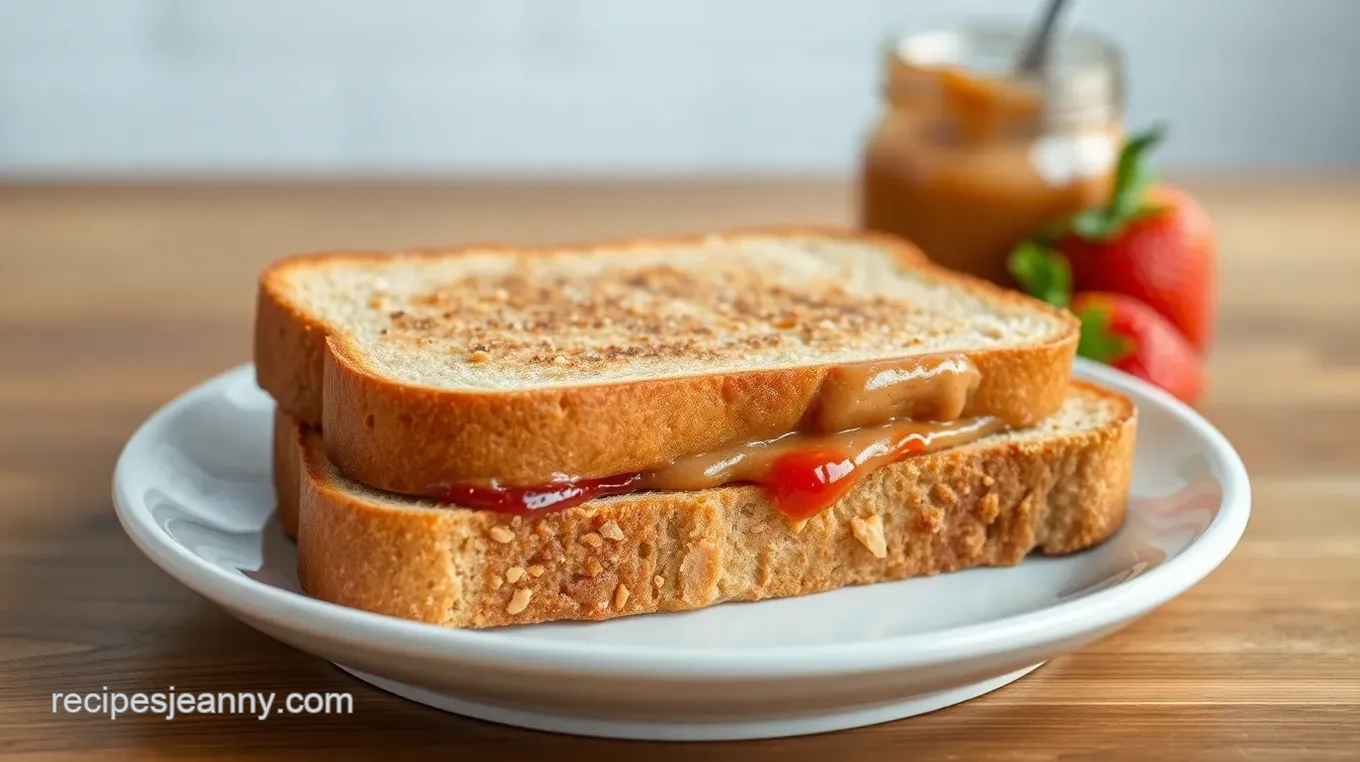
[[764, 436, 928, 520], [428, 355, 1002, 519], [429, 417, 995, 519], [432, 473, 643, 515]]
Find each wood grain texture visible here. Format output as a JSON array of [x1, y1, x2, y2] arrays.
[[2, 177, 1358, 761]]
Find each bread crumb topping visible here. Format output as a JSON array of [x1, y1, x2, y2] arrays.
[[506, 588, 532, 615], [599, 520, 625, 541], [613, 583, 630, 610], [505, 566, 525, 583], [488, 525, 515, 544], [680, 543, 718, 604], [978, 492, 1001, 523], [580, 532, 604, 548], [850, 514, 888, 558]]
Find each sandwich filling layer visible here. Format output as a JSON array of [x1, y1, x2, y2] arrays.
[[426, 354, 1008, 519]]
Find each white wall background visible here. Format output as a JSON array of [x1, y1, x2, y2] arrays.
[[3, 0, 1358, 177]]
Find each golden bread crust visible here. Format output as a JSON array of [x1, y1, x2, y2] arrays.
[[272, 409, 302, 539]]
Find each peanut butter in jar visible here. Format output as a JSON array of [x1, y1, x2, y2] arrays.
[[860, 25, 1125, 286]]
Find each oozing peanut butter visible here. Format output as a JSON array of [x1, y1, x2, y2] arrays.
[[813, 354, 981, 433], [640, 354, 992, 496], [637, 415, 1002, 493], [429, 354, 1002, 518]]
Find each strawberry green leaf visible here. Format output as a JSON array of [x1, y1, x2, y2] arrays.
[[1071, 123, 1167, 243], [1110, 124, 1165, 213], [1007, 240, 1072, 308], [1128, 202, 1171, 224], [1075, 303, 1134, 364], [1070, 208, 1117, 240]]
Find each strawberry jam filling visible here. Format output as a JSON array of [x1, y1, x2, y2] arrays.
[[762, 437, 927, 520], [428, 417, 995, 519], [426, 355, 999, 519], [432, 473, 644, 515]]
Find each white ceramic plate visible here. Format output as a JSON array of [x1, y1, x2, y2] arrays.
[[113, 359, 1249, 741]]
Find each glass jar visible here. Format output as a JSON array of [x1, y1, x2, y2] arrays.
[[860, 25, 1125, 286]]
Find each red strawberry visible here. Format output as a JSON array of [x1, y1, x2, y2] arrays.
[[1069, 291, 1204, 404], [1060, 185, 1216, 352], [1007, 242, 1205, 404], [1038, 126, 1217, 352]]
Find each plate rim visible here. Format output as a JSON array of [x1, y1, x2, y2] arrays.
[[113, 359, 1251, 679]]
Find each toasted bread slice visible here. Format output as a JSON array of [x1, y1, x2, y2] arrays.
[[292, 381, 1134, 629], [256, 228, 1079, 493]]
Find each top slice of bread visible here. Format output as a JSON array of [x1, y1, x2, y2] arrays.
[[255, 227, 1079, 491]]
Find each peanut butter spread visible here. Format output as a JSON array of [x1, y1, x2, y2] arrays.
[[431, 354, 1000, 518]]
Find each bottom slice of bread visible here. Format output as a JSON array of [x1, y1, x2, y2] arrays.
[[291, 381, 1135, 628], [272, 409, 303, 539]]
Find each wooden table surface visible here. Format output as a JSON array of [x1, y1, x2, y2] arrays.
[[2, 178, 1358, 760]]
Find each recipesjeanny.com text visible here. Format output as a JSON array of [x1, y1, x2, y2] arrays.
[[52, 687, 354, 721]]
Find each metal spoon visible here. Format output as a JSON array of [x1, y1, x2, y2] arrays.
[[1015, 0, 1073, 75]]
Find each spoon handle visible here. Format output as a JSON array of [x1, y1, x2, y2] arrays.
[[1016, 0, 1073, 75]]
